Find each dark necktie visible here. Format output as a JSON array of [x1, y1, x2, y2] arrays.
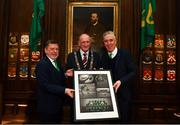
[[82, 52, 87, 68], [54, 60, 60, 71]]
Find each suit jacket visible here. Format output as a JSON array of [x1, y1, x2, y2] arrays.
[[66, 50, 100, 89], [100, 49, 137, 101], [66, 50, 100, 70], [35, 55, 66, 114]]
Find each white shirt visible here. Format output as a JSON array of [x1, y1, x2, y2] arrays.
[[80, 49, 89, 60], [108, 47, 118, 59], [47, 56, 56, 68]]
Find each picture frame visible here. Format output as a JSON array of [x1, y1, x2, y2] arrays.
[[66, 2, 119, 54], [74, 70, 119, 121]]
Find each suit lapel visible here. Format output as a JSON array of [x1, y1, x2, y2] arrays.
[[114, 49, 120, 70], [86, 51, 91, 69], [77, 51, 84, 69], [45, 56, 60, 73]]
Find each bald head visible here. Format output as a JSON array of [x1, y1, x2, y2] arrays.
[[79, 34, 90, 42], [78, 34, 91, 52]]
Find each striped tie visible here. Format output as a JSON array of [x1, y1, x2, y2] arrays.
[[82, 52, 87, 68]]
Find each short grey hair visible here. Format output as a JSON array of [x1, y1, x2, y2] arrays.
[[103, 31, 116, 40]]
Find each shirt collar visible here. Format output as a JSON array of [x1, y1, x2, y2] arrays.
[[80, 49, 89, 57], [93, 21, 98, 26], [108, 47, 118, 59], [46, 55, 55, 63]]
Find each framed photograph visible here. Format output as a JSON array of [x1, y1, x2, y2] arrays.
[[74, 70, 119, 121], [66, 2, 119, 54]]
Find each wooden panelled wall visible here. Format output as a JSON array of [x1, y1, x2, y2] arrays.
[[0, 0, 180, 123]]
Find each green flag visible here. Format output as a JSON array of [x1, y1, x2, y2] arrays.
[[141, 0, 156, 50], [30, 0, 45, 52]]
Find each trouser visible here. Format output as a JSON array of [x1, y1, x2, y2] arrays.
[[38, 112, 62, 124]]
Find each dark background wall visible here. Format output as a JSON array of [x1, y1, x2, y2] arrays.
[[0, 0, 179, 123]]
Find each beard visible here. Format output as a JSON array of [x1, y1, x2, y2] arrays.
[[91, 20, 97, 25]]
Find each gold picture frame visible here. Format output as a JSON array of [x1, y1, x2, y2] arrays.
[[66, 2, 119, 55]]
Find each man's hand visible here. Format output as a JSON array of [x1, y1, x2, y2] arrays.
[[65, 88, 75, 98], [65, 69, 73, 77], [113, 80, 121, 93]]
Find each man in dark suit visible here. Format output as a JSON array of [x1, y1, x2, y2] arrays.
[[100, 31, 137, 123], [65, 33, 100, 123], [66, 33, 100, 75], [35, 40, 74, 124]]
